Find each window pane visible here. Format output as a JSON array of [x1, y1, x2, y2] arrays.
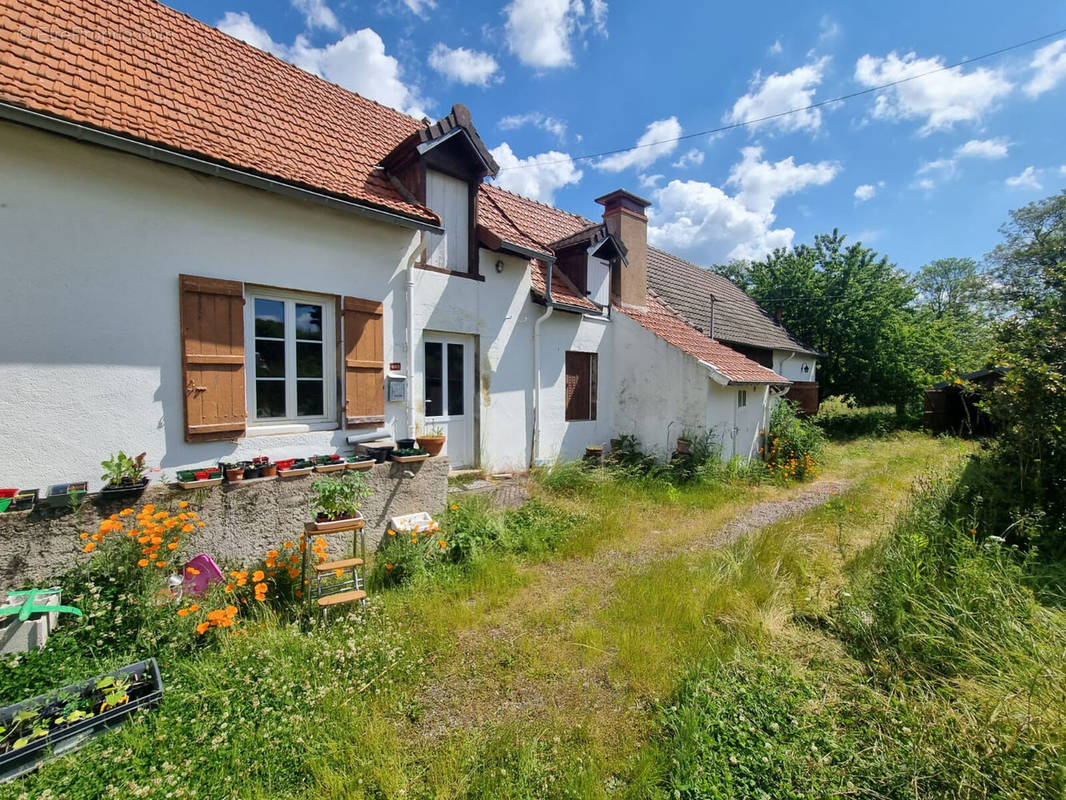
[[425, 342, 443, 417], [256, 379, 285, 418], [447, 343, 464, 416], [295, 303, 323, 341], [254, 339, 285, 378], [297, 380, 324, 417], [296, 341, 323, 378], [255, 299, 285, 338]]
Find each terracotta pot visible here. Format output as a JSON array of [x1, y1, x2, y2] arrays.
[[224, 468, 244, 482], [260, 464, 278, 478], [416, 435, 445, 457]]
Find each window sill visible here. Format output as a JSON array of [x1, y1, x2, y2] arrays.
[[416, 263, 485, 282], [245, 421, 340, 437]]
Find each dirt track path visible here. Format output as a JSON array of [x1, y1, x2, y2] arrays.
[[415, 475, 853, 737]]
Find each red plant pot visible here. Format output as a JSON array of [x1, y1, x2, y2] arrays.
[[0, 489, 17, 499]]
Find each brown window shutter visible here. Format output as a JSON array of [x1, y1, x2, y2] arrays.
[[565, 351, 593, 421], [179, 274, 247, 442], [343, 296, 385, 425]]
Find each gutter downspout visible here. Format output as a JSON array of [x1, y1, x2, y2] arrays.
[[406, 235, 427, 440], [531, 264, 554, 467]]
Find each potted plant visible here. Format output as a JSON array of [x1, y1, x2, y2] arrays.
[[220, 463, 244, 483], [254, 456, 277, 478], [346, 455, 375, 471], [175, 468, 222, 489], [396, 437, 416, 450], [312, 454, 346, 473], [278, 459, 314, 479], [416, 426, 446, 457], [43, 482, 88, 509], [390, 446, 430, 464], [308, 472, 371, 531], [11, 489, 36, 512], [0, 489, 15, 514], [362, 445, 394, 464], [240, 460, 260, 480], [0, 659, 163, 782], [99, 451, 149, 498]]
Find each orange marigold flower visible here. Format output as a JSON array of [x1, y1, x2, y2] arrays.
[[197, 522, 206, 528], [137, 558, 149, 567], [224, 583, 234, 593], [385, 563, 394, 571], [252, 570, 265, 583], [155, 561, 166, 568], [82, 542, 96, 553], [334, 568, 344, 577], [186, 566, 200, 576], [196, 622, 210, 635], [267, 550, 279, 559], [439, 539, 447, 549], [190, 604, 200, 611], [167, 542, 178, 550], [288, 568, 299, 579], [181, 524, 194, 533], [120, 508, 134, 516], [178, 500, 189, 509], [177, 608, 189, 617], [225, 605, 238, 618], [253, 582, 267, 595], [451, 504, 458, 511], [387, 529, 396, 536], [79, 532, 89, 540], [283, 541, 293, 548]]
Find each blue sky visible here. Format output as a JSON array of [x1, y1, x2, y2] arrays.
[[173, 0, 1066, 273]]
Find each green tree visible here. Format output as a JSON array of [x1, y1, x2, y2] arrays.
[[744, 230, 921, 412], [980, 190, 1066, 551], [911, 257, 994, 375]]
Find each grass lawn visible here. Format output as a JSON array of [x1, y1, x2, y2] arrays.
[[9, 432, 1058, 799]]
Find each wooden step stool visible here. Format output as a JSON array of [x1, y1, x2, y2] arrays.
[[301, 515, 367, 619]]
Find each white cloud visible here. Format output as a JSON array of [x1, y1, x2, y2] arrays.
[[854, 183, 877, 202], [596, 117, 682, 172], [725, 58, 828, 133], [647, 147, 839, 264], [672, 148, 705, 169], [767, 39, 783, 56], [726, 145, 839, 216], [1024, 39, 1066, 98], [291, 0, 340, 31], [503, 0, 607, 70], [217, 13, 426, 116], [1061, 165, 1066, 177], [1005, 166, 1041, 190], [498, 112, 567, 142], [489, 143, 583, 203], [915, 178, 936, 192], [401, 0, 437, 16], [818, 15, 841, 44], [428, 44, 500, 87], [639, 173, 665, 191], [955, 137, 1009, 159], [854, 51, 1012, 134]]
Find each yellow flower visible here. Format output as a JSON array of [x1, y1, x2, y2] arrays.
[[334, 568, 344, 577], [439, 539, 447, 549], [451, 504, 458, 511]]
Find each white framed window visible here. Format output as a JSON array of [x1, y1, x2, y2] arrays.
[[738, 389, 747, 408], [245, 288, 336, 425]]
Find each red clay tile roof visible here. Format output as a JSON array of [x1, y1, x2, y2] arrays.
[[529, 260, 600, 311], [618, 293, 790, 385], [478, 183, 591, 257], [0, 0, 438, 224]]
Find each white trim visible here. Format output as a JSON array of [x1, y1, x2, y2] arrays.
[[245, 286, 337, 425], [245, 421, 340, 437]]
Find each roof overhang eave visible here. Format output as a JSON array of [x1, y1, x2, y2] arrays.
[[500, 239, 555, 263], [0, 102, 445, 234]]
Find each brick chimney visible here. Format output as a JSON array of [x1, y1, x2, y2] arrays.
[[596, 189, 651, 310]]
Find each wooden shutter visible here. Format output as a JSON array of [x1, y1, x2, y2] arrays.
[[565, 351, 594, 421], [343, 296, 385, 425], [179, 274, 246, 441]]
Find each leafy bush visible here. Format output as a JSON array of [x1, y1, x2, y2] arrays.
[[308, 471, 371, 520], [100, 450, 148, 485], [813, 396, 918, 441], [765, 399, 824, 481], [502, 499, 582, 556]]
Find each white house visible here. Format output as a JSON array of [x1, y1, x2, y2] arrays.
[[0, 0, 813, 492]]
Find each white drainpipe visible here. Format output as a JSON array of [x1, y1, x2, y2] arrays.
[[532, 303, 554, 466], [405, 234, 426, 440]]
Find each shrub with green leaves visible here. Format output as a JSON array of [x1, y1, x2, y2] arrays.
[[766, 399, 824, 481]]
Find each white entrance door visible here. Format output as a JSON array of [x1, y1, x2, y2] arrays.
[[423, 334, 475, 468]]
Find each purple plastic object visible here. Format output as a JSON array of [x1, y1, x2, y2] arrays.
[[182, 553, 224, 596]]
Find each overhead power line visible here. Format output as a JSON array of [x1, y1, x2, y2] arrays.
[[495, 27, 1066, 172]]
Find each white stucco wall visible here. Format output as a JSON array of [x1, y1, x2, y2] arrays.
[[0, 121, 418, 490], [773, 350, 817, 382]]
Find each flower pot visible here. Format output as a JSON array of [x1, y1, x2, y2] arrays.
[[396, 438, 416, 450], [0, 659, 163, 783], [416, 435, 446, 457], [390, 451, 429, 464], [260, 464, 278, 478], [346, 457, 375, 471], [0, 490, 15, 499], [99, 477, 149, 499], [278, 463, 314, 479], [310, 510, 365, 532], [313, 462, 347, 473], [43, 483, 88, 509], [363, 446, 394, 464], [224, 468, 244, 483], [11, 490, 36, 511], [242, 466, 261, 480]]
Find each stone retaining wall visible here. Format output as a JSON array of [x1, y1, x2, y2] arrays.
[[0, 457, 447, 591]]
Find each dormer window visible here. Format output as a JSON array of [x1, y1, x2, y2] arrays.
[[425, 169, 471, 272]]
